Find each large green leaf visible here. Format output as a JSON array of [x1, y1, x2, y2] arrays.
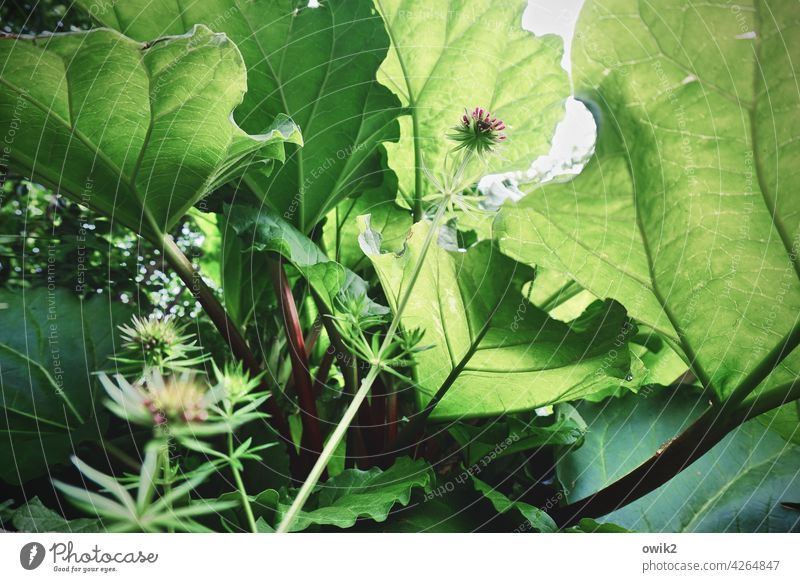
[[217, 212, 277, 330], [558, 389, 800, 532], [0, 25, 299, 239], [280, 457, 432, 532], [500, 0, 800, 400], [753, 349, 800, 444], [517, 265, 688, 393], [363, 220, 638, 419], [376, 0, 569, 197], [565, 518, 630, 533], [79, 0, 401, 233], [449, 414, 586, 468], [0, 288, 124, 426], [0, 288, 130, 484], [353, 498, 480, 532], [758, 401, 800, 445], [496, 126, 679, 342]]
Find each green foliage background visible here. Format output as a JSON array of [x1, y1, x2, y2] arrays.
[[0, 0, 797, 533]]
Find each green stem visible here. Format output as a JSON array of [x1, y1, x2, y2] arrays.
[[160, 440, 174, 534], [411, 111, 424, 221], [277, 200, 450, 533], [228, 432, 258, 533]]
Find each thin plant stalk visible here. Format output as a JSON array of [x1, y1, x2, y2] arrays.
[[159, 438, 175, 534], [228, 432, 258, 533], [161, 234, 258, 373]]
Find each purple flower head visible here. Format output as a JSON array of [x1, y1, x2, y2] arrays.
[[449, 106, 507, 155]]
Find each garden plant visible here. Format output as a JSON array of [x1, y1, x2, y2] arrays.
[[0, 0, 798, 534]]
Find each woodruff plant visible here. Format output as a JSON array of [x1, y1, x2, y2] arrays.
[[61, 358, 275, 533], [115, 316, 209, 374]]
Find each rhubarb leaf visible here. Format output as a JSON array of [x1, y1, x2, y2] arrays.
[[363, 220, 638, 418], [79, 0, 401, 233], [0, 25, 299, 239]]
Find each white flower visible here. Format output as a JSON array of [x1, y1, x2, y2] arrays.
[[100, 370, 224, 427]]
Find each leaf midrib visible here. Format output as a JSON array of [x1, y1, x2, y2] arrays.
[[615, 0, 800, 394], [0, 76, 129, 197], [504, 201, 679, 342], [234, 0, 312, 230]]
